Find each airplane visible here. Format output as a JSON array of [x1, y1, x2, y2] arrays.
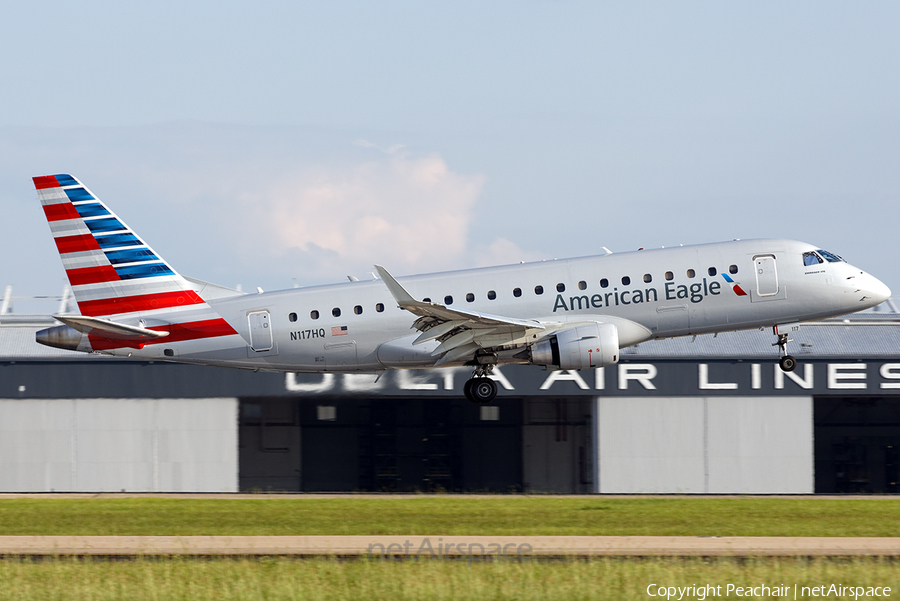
[[31, 174, 892, 403]]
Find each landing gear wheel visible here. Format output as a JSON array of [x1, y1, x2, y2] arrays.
[[464, 377, 497, 404], [463, 378, 476, 401], [773, 329, 797, 373], [779, 355, 797, 372]]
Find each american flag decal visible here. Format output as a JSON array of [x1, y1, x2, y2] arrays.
[[331, 326, 348, 336]]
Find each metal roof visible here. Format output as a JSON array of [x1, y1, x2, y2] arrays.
[[0, 319, 86, 359], [625, 321, 900, 359], [622, 301, 900, 359]]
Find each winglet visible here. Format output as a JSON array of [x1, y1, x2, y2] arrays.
[[374, 265, 418, 307]]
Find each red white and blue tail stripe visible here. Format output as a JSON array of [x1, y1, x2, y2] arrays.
[[34, 174, 238, 350]]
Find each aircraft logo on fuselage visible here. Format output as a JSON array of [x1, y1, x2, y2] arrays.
[[721, 273, 748, 296], [552, 270, 747, 313]]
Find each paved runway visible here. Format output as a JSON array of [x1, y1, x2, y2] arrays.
[[0, 536, 898, 557]]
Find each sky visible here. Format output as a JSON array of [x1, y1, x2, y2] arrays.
[[1, 1, 898, 313]]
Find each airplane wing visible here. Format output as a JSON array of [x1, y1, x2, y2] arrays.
[[375, 265, 546, 365], [55, 315, 170, 341]]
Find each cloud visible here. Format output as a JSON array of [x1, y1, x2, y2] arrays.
[[0, 123, 545, 296], [233, 149, 487, 279], [473, 237, 545, 268]]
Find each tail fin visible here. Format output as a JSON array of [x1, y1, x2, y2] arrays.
[[33, 174, 238, 351], [34, 174, 205, 317]]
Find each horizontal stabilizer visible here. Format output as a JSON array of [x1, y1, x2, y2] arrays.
[[54, 315, 170, 340]]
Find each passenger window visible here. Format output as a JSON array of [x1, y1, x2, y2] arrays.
[[686, 269, 695, 278], [729, 265, 738, 274], [665, 271, 674, 281], [643, 274, 652, 283], [354, 305, 363, 315], [600, 278, 609, 288], [804, 251, 823, 266], [534, 285, 544, 295], [466, 293, 475, 302], [375, 303, 384, 313], [557, 283, 565, 292], [621, 276, 630, 286], [288, 312, 297, 322], [444, 295, 453, 304], [513, 288, 522, 297], [708, 267, 717, 276], [332, 308, 341, 317], [487, 290, 497, 300], [423, 297, 431, 302], [578, 281, 587, 290], [310, 310, 319, 320]]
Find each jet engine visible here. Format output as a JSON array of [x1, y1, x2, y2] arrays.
[[529, 322, 619, 370]]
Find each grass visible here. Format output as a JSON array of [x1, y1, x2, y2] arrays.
[[0, 497, 899, 536], [0, 557, 896, 601], [2, 498, 897, 599]]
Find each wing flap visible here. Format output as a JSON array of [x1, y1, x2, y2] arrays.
[[433, 342, 482, 367], [376, 264, 546, 365], [413, 319, 466, 345], [432, 329, 481, 356]]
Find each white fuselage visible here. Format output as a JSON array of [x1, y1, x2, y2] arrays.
[[99, 239, 890, 373]]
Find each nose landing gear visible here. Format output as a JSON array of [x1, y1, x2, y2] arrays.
[[464, 365, 498, 404], [778, 353, 797, 372], [773, 323, 799, 372]]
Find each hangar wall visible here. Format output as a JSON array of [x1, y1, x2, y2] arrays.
[[522, 398, 591, 493], [595, 396, 813, 494], [0, 398, 238, 492], [238, 396, 527, 493], [3, 310, 900, 493]]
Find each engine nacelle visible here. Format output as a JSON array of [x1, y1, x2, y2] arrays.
[[530, 322, 619, 371]]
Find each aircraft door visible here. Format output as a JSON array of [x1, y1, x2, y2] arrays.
[[754, 255, 779, 297], [248, 310, 273, 352]]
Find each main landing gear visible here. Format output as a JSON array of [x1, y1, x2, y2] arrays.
[[773, 326, 798, 372], [464, 365, 498, 404]]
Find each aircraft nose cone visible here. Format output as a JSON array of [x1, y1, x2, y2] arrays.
[[872, 277, 892, 305]]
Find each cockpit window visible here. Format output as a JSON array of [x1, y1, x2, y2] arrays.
[[802, 251, 823, 266], [817, 249, 844, 263]]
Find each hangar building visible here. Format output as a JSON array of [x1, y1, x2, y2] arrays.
[[1, 303, 899, 494]]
